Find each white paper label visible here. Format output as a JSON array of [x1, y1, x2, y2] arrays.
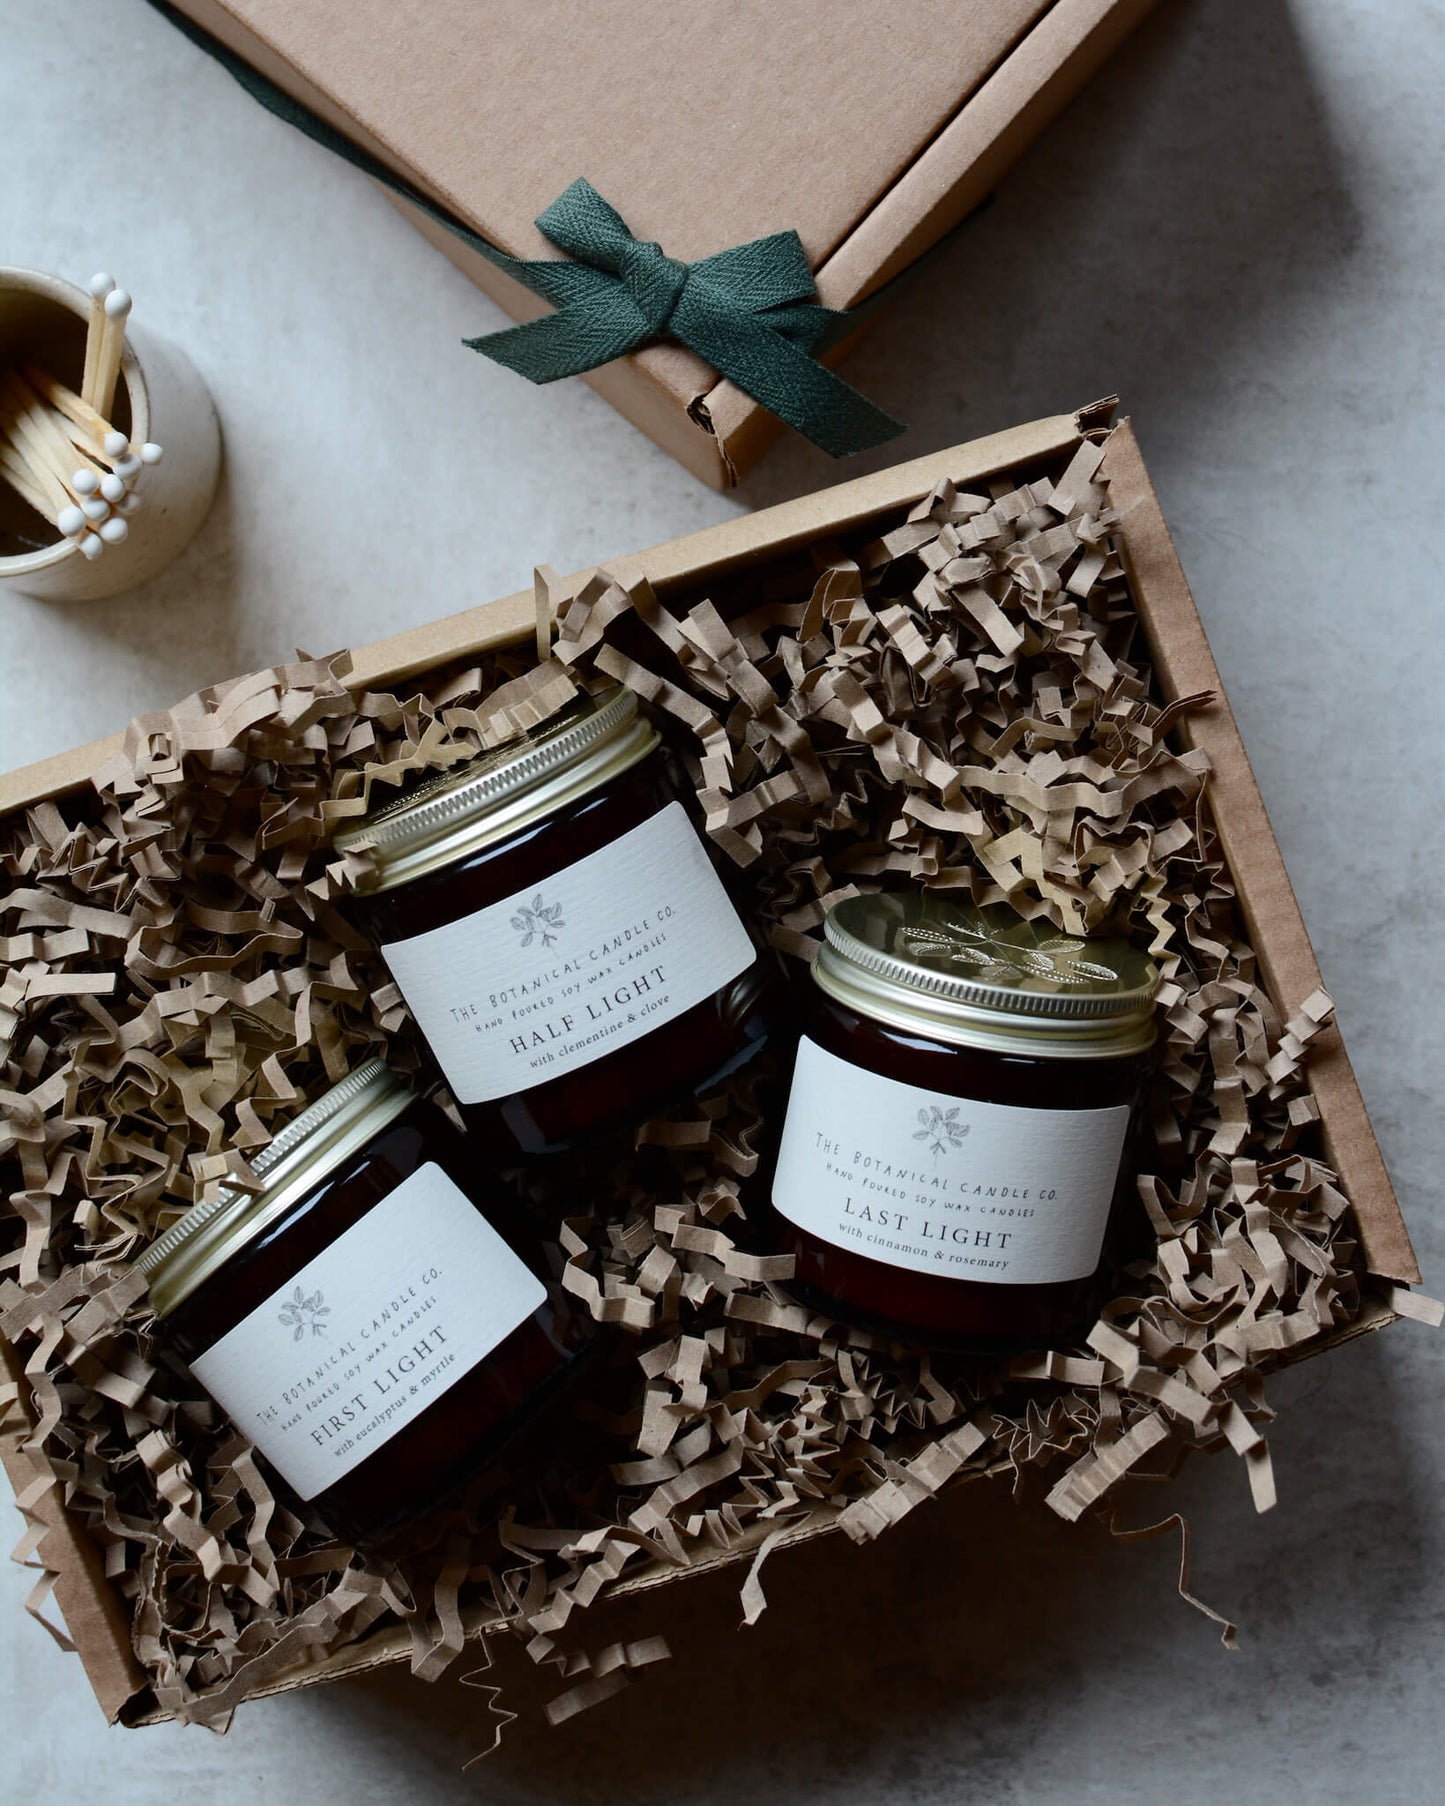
[[772, 1039, 1130, 1286], [190, 1163, 545, 1499], [379, 800, 755, 1104]]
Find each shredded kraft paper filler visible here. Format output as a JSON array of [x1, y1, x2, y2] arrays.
[[0, 437, 1419, 1738]]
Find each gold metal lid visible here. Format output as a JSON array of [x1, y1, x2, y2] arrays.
[[813, 894, 1159, 1060], [332, 684, 659, 892], [136, 1059, 415, 1319]]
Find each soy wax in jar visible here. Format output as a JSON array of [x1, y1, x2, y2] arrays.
[[334, 686, 776, 1157], [138, 1061, 590, 1540], [764, 894, 1159, 1347]]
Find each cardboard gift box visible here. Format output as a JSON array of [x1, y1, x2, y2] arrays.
[[158, 0, 1157, 486], [0, 405, 1425, 1727]]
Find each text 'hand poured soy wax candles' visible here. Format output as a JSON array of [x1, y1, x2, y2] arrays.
[[334, 685, 777, 1155], [138, 1061, 591, 1541], [762, 894, 1160, 1348]]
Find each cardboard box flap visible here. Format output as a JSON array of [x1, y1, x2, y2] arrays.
[[820, 0, 1155, 297]]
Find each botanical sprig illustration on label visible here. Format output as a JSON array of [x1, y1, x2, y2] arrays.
[[914, 1104, 969, 1157], [277, 1285, 329, 1342], [904, 918, 1116, 988], [512, 892, 565, 950]]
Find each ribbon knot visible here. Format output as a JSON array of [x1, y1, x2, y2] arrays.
[[463, 179, 903, 458], [617, 238, 690, 336]]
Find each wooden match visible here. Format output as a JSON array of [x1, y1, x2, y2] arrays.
[[80, 272, 113, 411], [92, 287, 131, 422]]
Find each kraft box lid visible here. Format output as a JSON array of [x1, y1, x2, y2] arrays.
[[162, 0, 1157, 485]]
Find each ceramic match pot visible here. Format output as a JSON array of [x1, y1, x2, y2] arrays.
[[0, 266, 221, 601]]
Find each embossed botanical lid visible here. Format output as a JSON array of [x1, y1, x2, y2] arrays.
[[813, 893, 1159, 1059], [332, 685, 658, 891]]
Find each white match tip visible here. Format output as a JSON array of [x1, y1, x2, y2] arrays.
[[78, 532, 105, 560], [57, 504, 86, 537], [89, 272, 115, 299], [103, 430, 129, 457], [139, 441, 163, 465], [72, 468, 100, 496], [99, 515, 129, 544], [113, 453, 141, 480], [100, 472, 126, 503], [82, 495, 110, 522], [104, 287, 132, 319], [118, 492, 142, 516]]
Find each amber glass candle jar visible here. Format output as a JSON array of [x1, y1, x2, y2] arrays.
[[765, 894, 1159, 1348], [334, 686, 774, 1156], [138, 1061, 590, 1541]]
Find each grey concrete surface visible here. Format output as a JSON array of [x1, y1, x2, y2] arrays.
[[2, 0, 1441, 1798]]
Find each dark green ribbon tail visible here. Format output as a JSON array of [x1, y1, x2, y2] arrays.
[[147, 2, 905, 459], [463, 180, 904, 457]]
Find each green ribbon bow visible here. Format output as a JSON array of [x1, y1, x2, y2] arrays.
[[150, 2, 905, 459], [464, 180, 903, 456]]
